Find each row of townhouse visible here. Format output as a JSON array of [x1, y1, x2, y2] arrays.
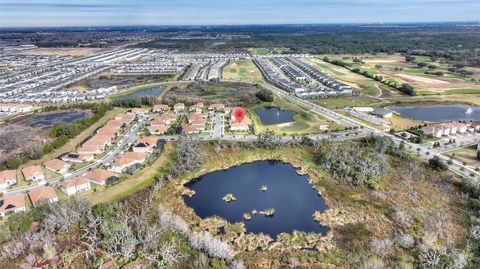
[[287, 57, 354, 97], [109, 137, 163, 174], [0, 167, 122, 216], [149, 112, 177, 135], [154, 102, 226, 115], [1, 167, 121, 217], [421, 122, 479, 138], [151, 102, 227, 135], [77, 112, 135, 155], [0, 103, 34, 113]]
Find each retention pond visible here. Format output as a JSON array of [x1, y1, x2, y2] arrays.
[[184, 160, 329, 238]]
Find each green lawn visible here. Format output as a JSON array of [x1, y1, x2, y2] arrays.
[[445, 88, 480, 95], [256, 48, 271, 55], [414, 56, 432, 64], [222, 60, 264, 82], [248, 94, 338, 135], [310, 61, 346, 76]]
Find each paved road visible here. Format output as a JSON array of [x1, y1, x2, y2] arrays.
[[5, 80, 480, 197], [212, 113, 224, 138], [258, 81, 480, 183], [4, 116, 149, 196]]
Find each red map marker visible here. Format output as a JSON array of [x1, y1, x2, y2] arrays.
[[233, 107, 246, 123]]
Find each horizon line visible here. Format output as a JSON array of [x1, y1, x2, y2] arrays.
[[1, 20, 479, 30]]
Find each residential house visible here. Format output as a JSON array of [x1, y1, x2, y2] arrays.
[[78, 144, 104, 155], [208, 103, 225, 112], [0, 170, 17, 190], [229, 112, 252, 132], [61, 176, 91, 196], [85, 169, 119, 185], [61, 152, 94, 163], [115, 113, 136, 124], [186, 113, 208, 124], [43, 159, 70, 174], [133, 137, 159, 153], [148, 124, 170, 135], [173, 103, 185, 114], [28, 186, 58, 207], [453, 122, 468, 134], [22, 166, 45, 181], [182, 125, 202, 134], [190, 102, 204, 113], [110, 152, 148, 173], [129, 108, 148, 115], [153, 104, 170, 113], [151, 113, 176, 126], [422, 126, 444, 138], [0, 194, 26, 217]]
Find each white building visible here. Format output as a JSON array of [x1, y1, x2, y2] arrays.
[[61, 177, 91, 196]]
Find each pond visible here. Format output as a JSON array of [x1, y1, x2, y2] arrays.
[[389, 105, 480, 122], [184, 160, 329, 238], [28, 111, 89, 127], [117, 87, 164, 99], [254, 106, 297, 125]]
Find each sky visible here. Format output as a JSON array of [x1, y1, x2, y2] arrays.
[[1, 0, 479, 27]]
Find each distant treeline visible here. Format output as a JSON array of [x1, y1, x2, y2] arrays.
[[134, 25, 480, 67]]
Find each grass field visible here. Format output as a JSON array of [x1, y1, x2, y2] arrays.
[[86, 142, 176, 204], [256, 48, 271, 55], [222, 60, 263, 82], [390, 114, 423, 131], [248, 94, 344, 135], [446, 145, 480, 168], [313, 96, 386, 109], [304, 57, 401, 97]]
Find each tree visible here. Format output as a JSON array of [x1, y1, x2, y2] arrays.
[[169, 138, 206, 178], [428, 156, 447, 171], [5, 154, 22, 169], [255, 89, 274, 102], [26, 142, 44, 160], [398, 83, 416, 96]]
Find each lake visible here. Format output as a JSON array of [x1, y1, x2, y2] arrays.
[[254, 106, 297, 125], [117, 87, 164, 99], [184, 160, 329, 238], [389, 105, 480, 122], [28, 111, 89, 127]]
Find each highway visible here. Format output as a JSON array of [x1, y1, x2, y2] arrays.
[[259, 81, 480, 183]]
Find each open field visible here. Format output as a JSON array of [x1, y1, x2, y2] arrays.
[[163, 81, 262, 107], [395, 73, 450, 84], [304, 57, 400, 98], [252, 48, 288, 55], [390, 114, 424, 131], [313, 96, 386, 109], [248, 94, 344, 135], [6, 48, 104, 57], [329, 53, 480, 94], [222, 59, 263, 82], [446, 145, 480, 168]]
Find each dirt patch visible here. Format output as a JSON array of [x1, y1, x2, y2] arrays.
[[364, 59, 399, 64], [395, 73, 450, 84], [7, 48, 103, 57]]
